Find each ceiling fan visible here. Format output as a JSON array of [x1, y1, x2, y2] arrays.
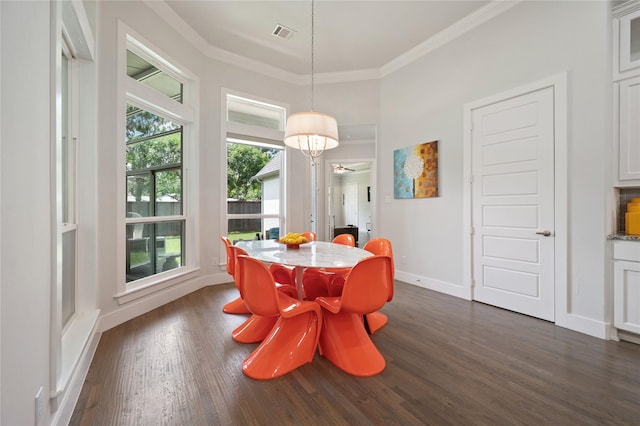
[[333, 164, 355, 174]]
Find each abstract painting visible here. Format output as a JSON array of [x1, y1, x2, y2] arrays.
[[394, 140, 438, 199]]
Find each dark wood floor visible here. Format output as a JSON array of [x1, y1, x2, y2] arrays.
[[70, 281, 640, 425]]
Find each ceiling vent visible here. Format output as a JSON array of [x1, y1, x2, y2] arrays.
[[272, 24, 296, 40]]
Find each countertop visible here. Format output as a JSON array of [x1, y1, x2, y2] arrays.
[[608, 234, 640, 241]]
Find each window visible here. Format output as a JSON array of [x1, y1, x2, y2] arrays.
[[227, 140, 283, 242], [223, 93, 287, 244], [122, 31, 196, 291], [126, 105, 184, 281], [60, 41, 77, 329]]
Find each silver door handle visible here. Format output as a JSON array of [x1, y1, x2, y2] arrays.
[[536, 231, 552, 237]]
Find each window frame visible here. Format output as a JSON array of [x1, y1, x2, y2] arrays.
[[220, 89, 289, 263], [59, 39, 78, 332], [116, 23, 199, 302]]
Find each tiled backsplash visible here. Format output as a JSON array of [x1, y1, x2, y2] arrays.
[[617, 187, 640, 233]]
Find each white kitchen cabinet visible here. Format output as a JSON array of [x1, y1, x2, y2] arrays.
[[616, 76, 640, 185], [613, 240, 640, 335], [614, 2, 640, 80]]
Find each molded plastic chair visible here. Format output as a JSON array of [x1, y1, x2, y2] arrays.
[[301, 231, 317, 242], [220, 236, 250, 315], [229, 246, 298, 343], [315, 255, 393, 377], [327, 238, 395, 334], [332, 233, 355, 247], [237, 255, 322, 380], [269, 263, 296, 287], [361, 238, 395, 334], [229, 246, 279, 343], [302, 268, 331, 300]]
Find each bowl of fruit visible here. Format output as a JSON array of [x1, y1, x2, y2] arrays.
[[277, 232, 308, 249]]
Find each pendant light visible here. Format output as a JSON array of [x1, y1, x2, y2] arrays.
[[284, 0, 339, 160]]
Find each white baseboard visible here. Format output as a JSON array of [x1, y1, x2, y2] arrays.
[[395, 270, 472, 300], [51, 321, 101, 426], [564, 312, 611, 339], [99, 272, 230, 332], [395, 270, 613, 341]]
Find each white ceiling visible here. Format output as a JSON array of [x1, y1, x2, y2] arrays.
[[161, 0, 493, 78]]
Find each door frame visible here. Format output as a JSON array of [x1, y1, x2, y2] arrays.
[[462, 73, 568, 327], [323, 158, 376, 243]]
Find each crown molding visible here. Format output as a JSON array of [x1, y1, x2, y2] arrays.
[[147, 0, 520, 85], [314, 68, 382, 85], [380, 0, 522, 77], [613, 0, 640, 18], [144, 0, 304, 84]]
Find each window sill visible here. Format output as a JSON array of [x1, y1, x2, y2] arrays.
[[115, 266, 200, 305], [56, 309, 101, 396]]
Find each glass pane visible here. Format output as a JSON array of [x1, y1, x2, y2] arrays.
[[155, 169, 182, 215], [226, 143, 280, 212], [632, 17, 640, 63], [228, 218, 279, 243], [127, 175, 151, 217], [127, 50, 183, 103], [227, 94, 285, 130], [62, 229, 76, 328], [126, 220, 184, 282], [126, 106, 181, 147], [61, 51, 70, 223]]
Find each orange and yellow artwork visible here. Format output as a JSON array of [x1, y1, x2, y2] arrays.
[[393, 141, 438, 199]]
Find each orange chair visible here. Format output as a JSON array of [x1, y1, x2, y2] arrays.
[[269, 263, 295, 287], [315, 255, 393, 377], [236, 255, 322, 380], [220, 236, 250, 314], [302, 268, 331, 300], [301, 231, 317, 242], [230, 246, 279, 343], [332, 233, 355, 247], [361, 238, 395, 334]]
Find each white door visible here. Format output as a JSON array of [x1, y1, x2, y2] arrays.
[[344, 182, 359, 227], [471, 86, 555, 321]]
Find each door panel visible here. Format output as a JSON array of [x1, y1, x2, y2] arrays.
[[472, 86, 555, 321]]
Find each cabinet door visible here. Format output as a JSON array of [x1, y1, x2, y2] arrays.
[[615, 6, 640, 79], [614, 260, 640, 335], [618, 76, 640, 183]]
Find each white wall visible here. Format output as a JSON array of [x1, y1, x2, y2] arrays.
[[1, 2, 53, 424], [379, 1, 612, 335], [262, 176, 280, 233]]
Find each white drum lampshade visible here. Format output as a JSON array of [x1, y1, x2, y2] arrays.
[[284, 111, 339, 159]]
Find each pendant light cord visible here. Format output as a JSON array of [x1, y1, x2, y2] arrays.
[[311, 0, 315, 112]]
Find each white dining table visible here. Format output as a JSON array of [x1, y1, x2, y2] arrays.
[[235, 239, 373, 299]]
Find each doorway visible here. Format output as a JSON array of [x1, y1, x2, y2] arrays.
[[326, 161, 373, 247], [463, 74, 568, 324]]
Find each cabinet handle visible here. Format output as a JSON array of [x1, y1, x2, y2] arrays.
[[536, 231, 552, 237]]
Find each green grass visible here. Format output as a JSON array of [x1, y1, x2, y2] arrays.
[[129, 236, 183, 268], [228, 230, 262, 242]]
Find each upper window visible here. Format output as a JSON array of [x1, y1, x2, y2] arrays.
[[126, 49, 183, 103], [227, 94, 285, 130]]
